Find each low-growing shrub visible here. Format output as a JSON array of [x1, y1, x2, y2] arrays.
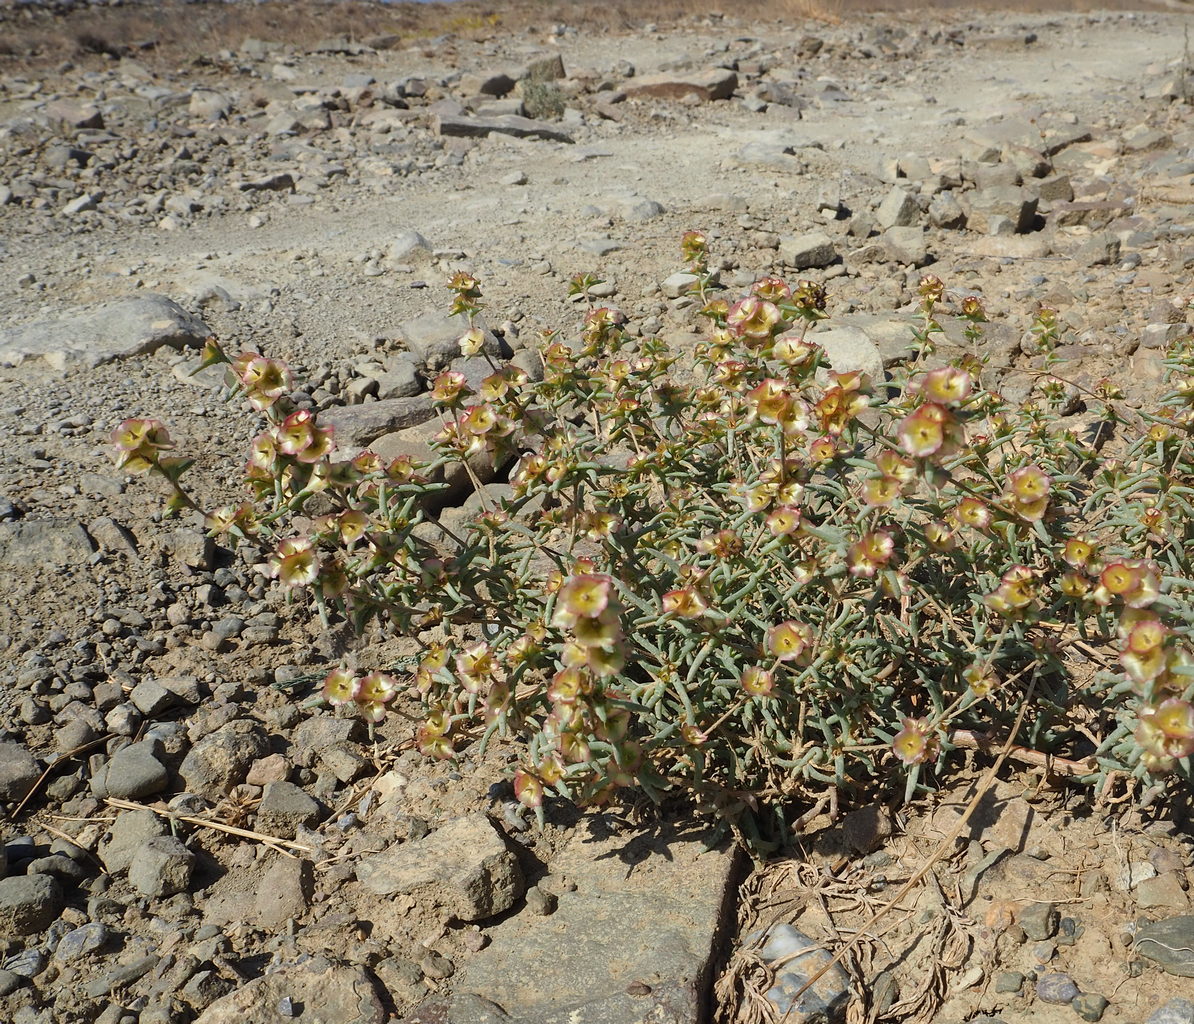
[[114, 233, 1194, 849]]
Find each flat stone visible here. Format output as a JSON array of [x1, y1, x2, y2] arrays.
[[321, 396, 437, 448], [965, 186, 1038, 234], [370, 418, 508, 506], [0, 293, 211, 370], [255, 856, 314, 929], [807, 325, 884, 382], [0, 741, 40, 802], [449, 820, 738, 1023], [256, 780, 321, 838], [755, 923, 850, 1022], [1149, 998, 1194, 1024], [624, 68, 738, 102], [0, 520, 95, 568], [195, 964, 385, 1024], [433, 113, 573, 144], [0, 875, 63, 936], [1137, 871, 1190, 911], [1019, 901, 1058, 941], [356, 813, 522, 922], [882, 225, 929, 266], [398, 311, 505, 368], [779, 231, 837, 269], [1136, 916, 1194, 977], [55, 922, 110, 962]]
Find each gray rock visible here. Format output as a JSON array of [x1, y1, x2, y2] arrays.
[[1137, 916, 1194, 977], [623, 68, 738, 101], [756, 923, 850, 1022], [98, 809, 168, 873], [0, 520, 95, 568], [321, 396, 437, 448], [965, 186, 1038, 234], [54, 922, 110, 962], [523, 54, 566, 83], [375, 358, 423, 400], [779, 231, 837, 270], [928, 191, 967, 229], [433, 113, 573, 144], [98, 742, 169, 800], [356, 813, 523, 921], [1019, 901, 1058, 940], [1073, 993, 1109, 1022], [398, 311, 505, 368], [1149, 998, 1194, 1024], [256, 781, 321, 838], [661, 272, 700, 299], [128, 836, 195, 897], [291, 717, 359, 768], [129, 679, 180, 716], [808, 326, 884, 382], [371, 418, 509, 507], [882, 225, 929, 266], [451, 822, 738, 1024], [0, 875, 63, 936], [256, 856, 314, 929], [0, 742, 40, 803], [0, 970, 21, 996], [1036, 973, 1080, 1004], [194, 963, 385, 1024], [385, 230, 433, 267], [189, 89, 232, 120], [178, 720, 268, 800], [0, 293, 211, 370], [1074, 233, 1120, 267], [876, 186, 920, 229]]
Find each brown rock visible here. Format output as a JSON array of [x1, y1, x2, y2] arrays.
[[195, 964, 384, 1024], [624, 68, 738, 102]]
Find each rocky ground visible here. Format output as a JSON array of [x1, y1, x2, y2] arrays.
[[2, 2, 1194, 1023]]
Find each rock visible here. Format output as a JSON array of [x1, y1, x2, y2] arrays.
[[98, 743, 169, 800], [1050, 200, 1130, 229], [234, 172, 294, 193], [256, 780, 321, 838], [356, 813, 523, 921], [178, 720, 269, 800], [1138, 871, 1190, 910], [45, 100, 104, 128], [0, 520, 95, 568], [129, 678, 180, 716], [433, 114, 573, 144], [320, 396, 437, 448], [195, 966, 383, 1023], [371, 416, 508, 506], [128, 836, 195, 897], [623, 68, 738, 102], [255, 856, 314, 929], [1136, 916, 1194, 977], [0, 970, 21, 996], [876, 186, 920, 229], [965, 186, 1038, 234], [451, 821, 737, 1024], [523, 54, 566, 82], [755, 924, 850, 1022], [375, 359, 423, 400], [808, 326, 884, 382], [98, 809, 168, 873], [1074, 233, 1120, 267], [1073, 993, 1109, 1022], [928, 191, 967, 229], [189, 90, 232, 120], [0, 294, 211, 370], [779, 231, 837, 270], [0, 741, 40, 802], [1149, 998, 1194, 1024], [386, 230, 433, 267], [54, 922, 110, 962], [0, 875, 63, 936], [398, 311, 505, 368], [1036, 973, 1080, 1004], [661, 272, 700, 299], [1019, 901, 1058, 940], [882, 225, 929, 266]]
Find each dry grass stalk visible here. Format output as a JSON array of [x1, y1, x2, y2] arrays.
[[104, 797, 313, 857]]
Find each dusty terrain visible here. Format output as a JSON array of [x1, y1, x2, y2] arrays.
[[1, 2, 1194, 1023]]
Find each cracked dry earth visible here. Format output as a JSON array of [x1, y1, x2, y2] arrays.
[[2, 3, 1194, 1024]]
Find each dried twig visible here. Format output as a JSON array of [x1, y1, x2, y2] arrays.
[[8, 734, 115, 821], [782, 675, 1039, 1019], [104, 797, 312, 857]]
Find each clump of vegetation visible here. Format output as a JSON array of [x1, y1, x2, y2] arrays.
[[519, 80, 566, 120], [114, 232, 1194, 850]]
